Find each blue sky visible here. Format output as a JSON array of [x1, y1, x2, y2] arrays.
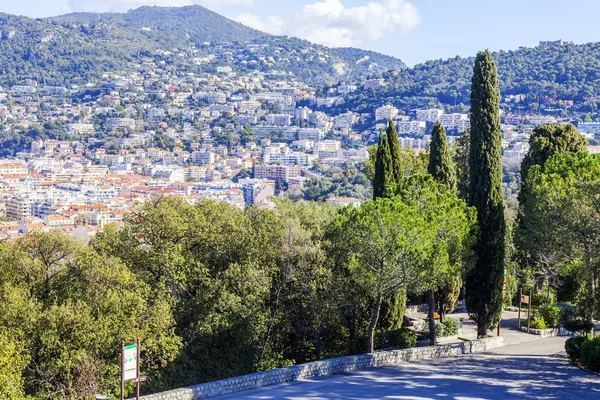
[[3, 0, 600, 66]]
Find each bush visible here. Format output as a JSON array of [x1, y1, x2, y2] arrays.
[[376, 328, 416, 350], [539, 305, 561, 328], [581, 337, 600, 372], [379, 289, 407, 330], [561, 305, 595, 332], [530, 316, 547, 330], [441, 318, 461, 337], [565, 335, 588, 363], [434, 320, 445, 338], [531, 286, 556, 307]]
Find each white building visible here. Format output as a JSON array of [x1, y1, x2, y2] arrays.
[[238, 178, 275, 206], [266, 114, 292, 126], [395, 121, 426, 135], [375, 105, 399, 121], [439, 113, 470, 131], [106, 118, 136, 131], [68, 124, 95, 136], [416, 109, 444, 123]]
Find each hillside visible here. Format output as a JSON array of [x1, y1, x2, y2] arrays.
[[47, 6, 268, 48], [0, 6, 405, 87], [325, 42, 600, 114]]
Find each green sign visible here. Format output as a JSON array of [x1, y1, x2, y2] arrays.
[[123, 344, 137, 381]]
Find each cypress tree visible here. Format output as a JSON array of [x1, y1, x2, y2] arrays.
[[465, 50, 506, 338], [373, 130, 393, 199], [386, 120, 403, 185], [428, 122, 456, 191]]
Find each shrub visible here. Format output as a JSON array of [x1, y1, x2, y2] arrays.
[[531, 286, 556, 307], [561, 306, 595, 332], [530, 316, 547, 330], [581, 337, 600, 372], [565, 335, 588, 363], [376, 328, 416, 350], [434, 320, 445, 338], [379, 289, 407, 330], [441, 318, 461, 337], [539, 305, 561, 328], [387, 327, 417, 349]]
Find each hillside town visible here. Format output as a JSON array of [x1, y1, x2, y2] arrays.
[[0, 50, 596, 241]]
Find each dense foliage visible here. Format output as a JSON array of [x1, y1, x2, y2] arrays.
[[565, 335, 588, 363], [326, 42, 600, 114], [466, 51, 505, 338], [524, 152, 600, 320], [0, 188, 476, 398]]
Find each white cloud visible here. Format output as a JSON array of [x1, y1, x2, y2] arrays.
[[66, 0, 253, 14], [236, 0, 420, 47]]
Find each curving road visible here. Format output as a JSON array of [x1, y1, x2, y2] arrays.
[[215, 337, 600, 400]]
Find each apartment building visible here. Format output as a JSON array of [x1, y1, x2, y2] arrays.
[[254, 164, 302, 183]]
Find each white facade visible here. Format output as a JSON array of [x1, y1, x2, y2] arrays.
[[416, 109, 444, 123], [375, 105, 399, 121]]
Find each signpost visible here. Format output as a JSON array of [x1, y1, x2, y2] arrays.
[[517, 288, 533, 333], [121, 339, 147, 400]]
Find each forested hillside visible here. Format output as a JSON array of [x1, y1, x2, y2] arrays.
[[327, 42, 600, 113]]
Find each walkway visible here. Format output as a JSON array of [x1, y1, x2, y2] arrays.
[[214, 337, 600, 400]]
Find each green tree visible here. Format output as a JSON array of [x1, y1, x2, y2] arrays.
[[373, 130, 393, 199], [427, 122, 458, 341], [0, 331, 29, 399], [386, 120, 403, 185], [399, 176, 474, 344], [428, 122, 456, 192], [519, 124, 587, 188], [466, 50, 506, 337], [516, 124, 587, 293], [332, 197, 432, 353], [526, 152, 600, 320]]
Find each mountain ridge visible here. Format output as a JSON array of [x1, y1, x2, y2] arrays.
[[0, 6, 406, 87]]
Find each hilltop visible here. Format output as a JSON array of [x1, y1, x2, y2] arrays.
[[0, 6, 406, 86]]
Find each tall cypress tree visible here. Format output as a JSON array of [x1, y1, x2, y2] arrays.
[[386, 120, 403, 186], [373, 130, 393, 199], [428, 122, 456, 191], [465, 50, 506, 338]]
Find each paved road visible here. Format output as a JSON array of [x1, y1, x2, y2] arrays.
[[215, 337, 600, 400]]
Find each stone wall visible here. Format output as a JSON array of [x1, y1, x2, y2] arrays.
[[132, 336, 503, 400], [521, 326, 574, 338]]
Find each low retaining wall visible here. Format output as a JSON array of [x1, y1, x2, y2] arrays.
[[520, 326, 575, 338], [133, 336, 503, 400]]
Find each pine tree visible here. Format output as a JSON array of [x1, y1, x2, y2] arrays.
[[518, 123, 587, 208], [515, 123, 587, 274], [426, 121, 457, 344], [373, 130, 393, 199], [386, 120, 403, 185], [465, 50, 506, 338], [428, 122, 456, 191]]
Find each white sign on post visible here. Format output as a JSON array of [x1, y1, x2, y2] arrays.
[[123, 344, 137, 381]]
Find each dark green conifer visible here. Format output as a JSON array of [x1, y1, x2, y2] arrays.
[[386, 120, 403, 185], [428, 122, 456, 191], [465, 50, 506, 338], [373, 130, 393, 199]]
